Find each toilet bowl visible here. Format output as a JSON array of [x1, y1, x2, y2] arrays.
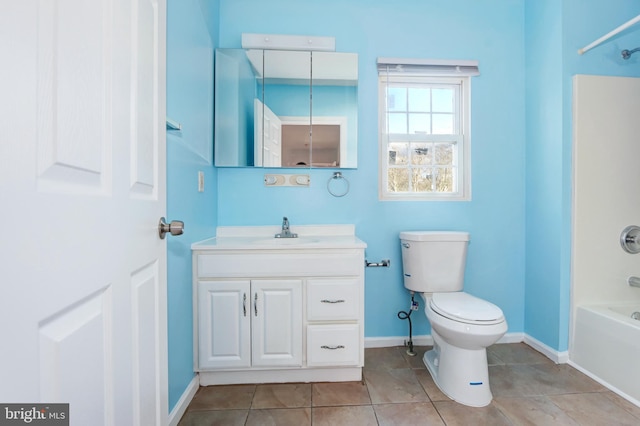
[[399, 231, 508, 407], [422, 292, 507, 407]]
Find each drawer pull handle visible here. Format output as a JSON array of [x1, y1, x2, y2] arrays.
[[321, 345, 345, 350], [320, 299, 345, 304]]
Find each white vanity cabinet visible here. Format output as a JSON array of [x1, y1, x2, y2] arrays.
[[197, 279, 302, 370], [192, 225, 366, 385]]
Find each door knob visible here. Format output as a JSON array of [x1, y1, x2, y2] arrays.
[[158, 217, 184, 239], [621, 225, 640, 254]]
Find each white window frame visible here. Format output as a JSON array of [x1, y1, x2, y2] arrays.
[[378, 70, 472, 201]]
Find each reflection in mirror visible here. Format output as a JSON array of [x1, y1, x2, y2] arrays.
[[214, 49, 262, 166], [311, 51, 358, 167], [213, 48, 358, 168], [259, 50, 311, 167]]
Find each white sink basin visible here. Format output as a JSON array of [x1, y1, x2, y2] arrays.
[[191, 225, 367, 251], [251, 237, 321, 245]]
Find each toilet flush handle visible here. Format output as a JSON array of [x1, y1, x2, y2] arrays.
[[402, 242, 410, 248]]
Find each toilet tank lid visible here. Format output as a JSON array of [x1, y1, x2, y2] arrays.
[[400, 231, 470, 242]]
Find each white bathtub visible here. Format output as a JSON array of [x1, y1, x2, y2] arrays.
[[571, 304, 640, 406]]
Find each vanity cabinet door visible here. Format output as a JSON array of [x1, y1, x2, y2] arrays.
[[198, 280, 251, 369], [251, 279, 303, 367]]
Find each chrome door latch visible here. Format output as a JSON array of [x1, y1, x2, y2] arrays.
[[620, 225, 640, 254], [158, 217, 184, 239]]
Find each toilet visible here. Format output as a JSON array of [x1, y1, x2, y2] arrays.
[[399, 231, 507, 407]]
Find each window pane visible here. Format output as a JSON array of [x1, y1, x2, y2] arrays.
[[432, 113, 453, 134], [432, 88, 453, 112], [388, 168, 409, 192], [408, 113, 430, 134], [412, 168, 434, 192], [434, 143, 453, 165], [408, 88, 430, 112], [435, 167, 454, 192], [387, 87, 406, 112], [388, 113, 407, 134], [411, 143, 432, 165], [378, 75, 467, 200], [388, 142, 409, 165]]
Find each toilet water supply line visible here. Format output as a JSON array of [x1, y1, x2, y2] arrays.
[[397, 291, 419, 356]]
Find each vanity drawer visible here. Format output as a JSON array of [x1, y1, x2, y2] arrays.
[[196, 252, 362, 278], [307, 278, 359, 321], [307, 324, 360, 366]]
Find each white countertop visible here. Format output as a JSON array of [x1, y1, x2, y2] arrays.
[[192, 224, 367, 250]]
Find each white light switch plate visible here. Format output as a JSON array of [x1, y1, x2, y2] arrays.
[[198, 171, 205, 192]]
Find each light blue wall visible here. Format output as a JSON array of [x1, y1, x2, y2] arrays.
[[524, 0, 564, 351], [216, 0, 527, 339], [524, 0, 640, 352], [166, 0, 218, 411]]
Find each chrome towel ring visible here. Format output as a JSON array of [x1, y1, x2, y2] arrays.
[[327, 172, 350, 197]]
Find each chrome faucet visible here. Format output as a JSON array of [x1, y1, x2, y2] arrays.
[[275, 216, 298, 238]]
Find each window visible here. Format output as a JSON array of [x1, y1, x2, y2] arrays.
[[378, 59, 476, 201]]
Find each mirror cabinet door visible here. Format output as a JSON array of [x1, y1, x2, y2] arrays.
[[262, 50, 311, 168], [311, 52, 358, 168], [214, 48, 263, 167], [213, 48, 357, 168]]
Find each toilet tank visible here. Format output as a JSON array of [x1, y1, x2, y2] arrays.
[[400, 231, 469, 293]]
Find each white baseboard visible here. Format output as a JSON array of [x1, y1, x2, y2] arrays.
[[497, 332, 524, 344], [364, 335, 433, 348], [364, 332, 523, 349], [523, 334, 569, 364], [168, 375, 199, 426], [364, 332, 567, 364]]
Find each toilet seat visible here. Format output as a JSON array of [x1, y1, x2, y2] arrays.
[[430, 292, 504, 325]]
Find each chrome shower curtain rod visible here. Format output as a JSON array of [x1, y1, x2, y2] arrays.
[[578, 14, 640, 55]]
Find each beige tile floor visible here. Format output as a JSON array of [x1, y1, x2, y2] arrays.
[[178, 343, 640, 425]]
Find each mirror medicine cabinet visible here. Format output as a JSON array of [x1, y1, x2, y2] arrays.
[[214, 48, 358, 169]]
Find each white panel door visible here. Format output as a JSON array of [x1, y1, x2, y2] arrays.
[[255, 99, 282, 167], [251, 280, 302, 367], [0, 1, 168, 425], [198, 281, 251, 369]]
